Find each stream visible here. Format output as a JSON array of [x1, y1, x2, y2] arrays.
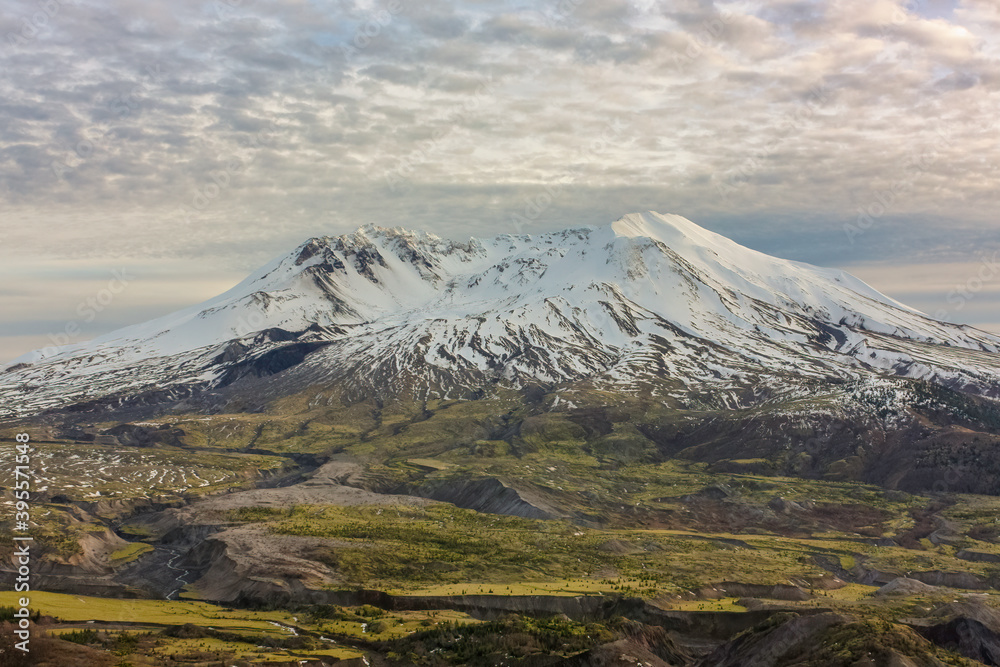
[[163, 547, 193, 600]]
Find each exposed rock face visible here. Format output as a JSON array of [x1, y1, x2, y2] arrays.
[[956, 550, 1000, 564], [929, 601, 1000, 632], [899, 571, 996, 590], [697, 583, 810, 602], [26, 527, 129, 577], [914, 601, 1000, 666], [100, 423, 186, 448], [412, 476, 562, 519], [847, 568, 995, 591], [695, 612, 849, 666], [558, 638, 688, 667], [696, 612, 949, 667], [182, 527, 343, 603], [875, 577, 941, 597], [920, 618, 1000, 666]]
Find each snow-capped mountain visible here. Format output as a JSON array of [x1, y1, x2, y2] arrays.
[[3, 212, 1000, 418]]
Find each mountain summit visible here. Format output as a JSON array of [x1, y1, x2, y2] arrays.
[[3, 212, 1000, 418]]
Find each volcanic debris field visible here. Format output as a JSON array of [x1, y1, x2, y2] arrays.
[[2, 385, 1000, 666]]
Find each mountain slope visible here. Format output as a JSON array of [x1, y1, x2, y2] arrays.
[[2, 212, 1000, 419]]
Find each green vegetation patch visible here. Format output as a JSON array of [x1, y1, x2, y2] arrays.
[[110, 542, 154, 564]]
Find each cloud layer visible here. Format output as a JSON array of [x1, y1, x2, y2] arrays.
[[1, 0, 998, 359]]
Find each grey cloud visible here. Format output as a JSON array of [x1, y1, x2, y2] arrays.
[[475, 13, 549, 43], [572, 33, 658, 64], [930, 70, 980, 91], [404, 3, 471, 40], [359, 64, 427, 85], [754, 0, 827, 30], [0, 0, 996, 291]]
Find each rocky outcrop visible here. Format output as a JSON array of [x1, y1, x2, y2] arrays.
[[928, 601, 1000, 632], [30, 527, 129, 576], [911, 601, 1000, 665], [558, 636, 689, 667], [900, 570, 996, 590], [181, 528, 343, 603], [603, 598, 826, 641], [697, 582, 810, 601], [99, 423, 186, 448], [920, 617, 1000, 666], [956, 549, 1000, 564], [412, 477, 562, 519], [875, 578, 940, 597], [695, 612, 848, 666], [697, 612, 949, 667], [816, 553, 997, 591]]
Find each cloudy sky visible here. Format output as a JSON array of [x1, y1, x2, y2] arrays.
[[1, 0, 998, 362]]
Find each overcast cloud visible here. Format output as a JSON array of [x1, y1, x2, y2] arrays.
[[1, 0, 998, 361]]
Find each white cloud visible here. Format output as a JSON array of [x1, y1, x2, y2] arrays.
[[1, 0, 998, 356]]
